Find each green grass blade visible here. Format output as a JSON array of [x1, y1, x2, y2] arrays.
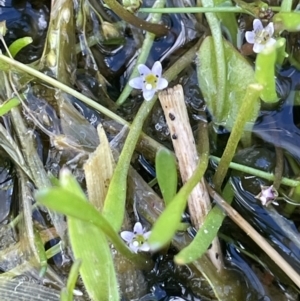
[[61, 259, 81, 301], [8, 37, 33, 57], [0, 97, 20, 116], [175, 181, 234, 264]]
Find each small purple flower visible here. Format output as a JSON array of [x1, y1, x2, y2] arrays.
[[129, 61, 168, 101], [255, 185, 279, 206], [245, 19, 276, 53], [120, 222, 151, 253]]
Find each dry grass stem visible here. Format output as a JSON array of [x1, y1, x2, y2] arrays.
[[84, 124, 115, 211], [207, 184, 300, 289], [158, 84, 223, 271]]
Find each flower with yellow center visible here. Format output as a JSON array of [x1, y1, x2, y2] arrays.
[[245, 19, 276, 53], [120, 222, 151, 253], [129, 61, 168, 101]]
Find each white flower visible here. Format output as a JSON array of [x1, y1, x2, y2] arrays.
[[120, 222, 151, 253], [129, 61, 168, 101], [255, 185, 279, 206], [245, 19, 276, 53]]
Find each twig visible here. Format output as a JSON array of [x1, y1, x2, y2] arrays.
[[158, 85, 223, 271], [206, 183, 300, 289]]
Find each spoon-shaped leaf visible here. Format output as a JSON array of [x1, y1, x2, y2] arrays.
[[155, 148, 177, 206], [198, 36, 259, 129]]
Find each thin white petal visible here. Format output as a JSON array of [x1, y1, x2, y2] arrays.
[[157, 78, 168, 90], [253, 43, 265, 53], [139, 243, 150, 252], [245, 31, 255, 44], [265, 38, 276, 48], [253, 19, 263, 31], [129, 77, 144, 90], [138, 64, 151, 76], [133, 222, 143, 234], [129, 243, 139, 253], [120, 231, 134, 242], [143, 231, 151, 239], [143, 89, 156, 101], [265, 22, 274, 36], [151, 61, 162, 77]]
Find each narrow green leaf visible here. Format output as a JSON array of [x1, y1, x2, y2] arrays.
[[175, 206, 225, 264], [8, 37, 33, 58], [0, 97, 20, 116], [175, 181, 234, 264], [61, 259, 81, 301], [155, 148, 177, 205], [255, 45, 278, 103], [148, 156, 208, 251]]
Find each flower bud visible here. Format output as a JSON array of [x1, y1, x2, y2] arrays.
[[101, 22, 120, 40]]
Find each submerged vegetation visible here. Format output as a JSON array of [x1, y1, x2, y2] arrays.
[[0, 0, 300, 300]]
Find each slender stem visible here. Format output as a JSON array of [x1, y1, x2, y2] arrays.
[[0, 54, 128, 126], [102, 0, 168, 36], [210, 156, 300, 187], [139, 6, 282, 13], [116, 0, 166, 105], [140, 6, 245, 13], [273, 147, 284, 190]]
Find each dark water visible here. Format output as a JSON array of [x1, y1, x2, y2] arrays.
[[0, 1, 300, 301]]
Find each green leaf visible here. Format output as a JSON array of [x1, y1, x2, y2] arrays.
[[8, 37, 33, 58], [35, 187, 149, 268], [175, 207, 224, 264], [61, 259, 81, 301], [155, 148, 177, 206], [35, 188, 122, 247], [36, 185, 119, 301], [198, 36, 259, 129], [68, 219, 119, 301], [0, 97, 20, 116], [273, 12, 300, 32], [255, 45, 278, 103], [214, 0, 238, 46], [175, 180, 234, 264], [148, 157, 208, 251]]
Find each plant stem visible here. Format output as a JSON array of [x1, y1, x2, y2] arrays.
[[0, 54, 128, 126], [139, 6, 281, 13], [102, 0, 168, 36], [213, 84, 263, 191], [210, 156, 300, 187]]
